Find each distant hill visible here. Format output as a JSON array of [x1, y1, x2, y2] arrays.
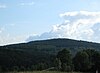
[[0, 38, 100, 71], [1, 38, 100, 53]]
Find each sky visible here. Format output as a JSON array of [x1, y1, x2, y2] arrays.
[[0, 0, 100, 45]]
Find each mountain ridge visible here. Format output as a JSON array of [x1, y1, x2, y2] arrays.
[[1, 38, 100, 53], [1, 38, 100, 47]]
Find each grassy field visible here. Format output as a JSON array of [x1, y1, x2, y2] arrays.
[[5, 71, 90, 73]]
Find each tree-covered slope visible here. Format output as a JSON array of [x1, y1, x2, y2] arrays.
[[1, 38, 100, 53], [0, 38, 100, 71]]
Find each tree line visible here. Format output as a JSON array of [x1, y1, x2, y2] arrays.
[[55, 49, 100, 73], [0, 48, 100, 73]]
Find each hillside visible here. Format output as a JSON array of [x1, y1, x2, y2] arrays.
[[1, 38, 100, 54], [0, 38, 100, 71]]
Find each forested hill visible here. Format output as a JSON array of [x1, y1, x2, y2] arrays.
[[1, 38, 100, 53], [0, 38, 100, 71]]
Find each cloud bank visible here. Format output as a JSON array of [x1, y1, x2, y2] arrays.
[[27, 11, 100, 43]]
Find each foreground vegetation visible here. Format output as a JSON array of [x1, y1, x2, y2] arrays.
[[0, 49, 99, 73]]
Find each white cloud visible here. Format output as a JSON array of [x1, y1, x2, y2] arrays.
[[20, 2, 35, 6], [0, 27, 5, 34], [27, 11, 100, 43], [1, 11, 100, 45], [0, 34, 28, 46], [0, 4, 6, 8], [0, 27, 28, 46], [0, 30, 2, 34]]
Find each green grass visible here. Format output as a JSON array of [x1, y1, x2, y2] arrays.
[[5, 71, 90, 73]]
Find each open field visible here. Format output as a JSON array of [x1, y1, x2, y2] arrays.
[[5, 71, 90, 73]]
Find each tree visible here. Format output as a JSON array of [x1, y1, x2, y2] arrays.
[[83, 49, 100, 72], [0, 66, 2, 72], [54, 58, 61, 70], [92, 51, 100, 73], [13, 66, 19, 72], [73, 51, 90, 72], [82, 49, 96, 71], [57, 49, 72, 71]]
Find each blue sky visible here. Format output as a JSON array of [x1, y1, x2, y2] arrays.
[[0, 0, 100, 45]]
